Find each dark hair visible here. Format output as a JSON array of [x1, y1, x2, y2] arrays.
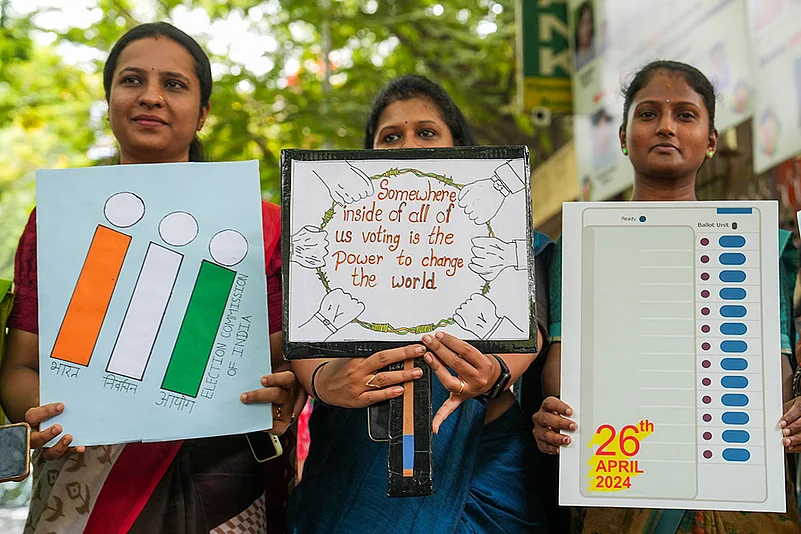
[[103, 22, 212, 162], [591, 107, 613, 126], [574, 2, 594, 51], [364, 74, 476, 149], [621, 60, 716, 133]]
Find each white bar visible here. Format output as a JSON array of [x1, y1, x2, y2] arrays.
[[106, 243, 182, 380]]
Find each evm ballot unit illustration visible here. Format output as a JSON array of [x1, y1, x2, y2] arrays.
[[560, 201, 786, 513]]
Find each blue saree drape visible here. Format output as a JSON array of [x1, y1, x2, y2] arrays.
[[288, 379, 546, 533]]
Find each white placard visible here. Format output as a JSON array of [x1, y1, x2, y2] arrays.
[[560, 200, 785, 513], [282, 150, 538, 358]]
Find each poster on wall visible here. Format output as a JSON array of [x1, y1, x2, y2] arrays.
[[280, 147, 538, 359], [748, 0, 801, 174], [559, 200, 785, 512], [36, 162, 273, 447], [571, 0, 754, 200]]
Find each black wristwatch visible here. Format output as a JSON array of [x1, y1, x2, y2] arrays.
[[480, 354, 511, 400]]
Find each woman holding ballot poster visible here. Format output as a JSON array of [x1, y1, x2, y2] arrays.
[[288, 74, 549, 533], [0, 22, 303, 533], [533, 60, 801, 533]]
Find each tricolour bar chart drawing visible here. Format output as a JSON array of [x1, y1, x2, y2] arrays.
[[51, 192, 143, 366], [106, 243, 183, 380], [36, 161, 273, 446], [559, 201, 785, 513], [161, 260, 236, 397], [161, 229, 247, 397], [106, 212, 198, 380]]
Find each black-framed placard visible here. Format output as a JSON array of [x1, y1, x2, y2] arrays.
[[281, 146, 537, 359]]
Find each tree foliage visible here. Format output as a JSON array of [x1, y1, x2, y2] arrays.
[[0, 2, 98, 278], [0, 0, 567, 279]]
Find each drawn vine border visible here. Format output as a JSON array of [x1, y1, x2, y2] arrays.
[[315, 167, 494, 335]]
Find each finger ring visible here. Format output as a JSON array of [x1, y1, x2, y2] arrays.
[[274, 405, 282, 419], [456, 379, 465, 396], [365, 374, 381, 389]]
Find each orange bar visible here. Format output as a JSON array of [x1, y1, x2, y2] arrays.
[[51, 225, 131, 366]]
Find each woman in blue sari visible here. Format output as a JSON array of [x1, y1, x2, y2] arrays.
[[533, 60, 801, 534], [289, 75, 549, 533]]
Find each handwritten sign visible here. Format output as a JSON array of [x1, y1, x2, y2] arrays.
[[282, 147, 538, 358]]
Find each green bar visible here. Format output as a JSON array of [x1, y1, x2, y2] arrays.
[[161, 260, 235, 397]]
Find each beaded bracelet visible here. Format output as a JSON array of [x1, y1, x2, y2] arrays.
[[311, 361, 330, 406]]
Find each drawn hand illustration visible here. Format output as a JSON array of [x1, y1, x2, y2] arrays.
[[314, 162, 374, 206], [454, 293, 523, 340], [458, 161, 525, 225], [299, 288, 366, 340], [290, 226, 330, 269], [468, 237, 527, 282]]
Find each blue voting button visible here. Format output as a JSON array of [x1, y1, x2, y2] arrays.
[[722, 430, 750, 443], [722, 448, 750, 462], [721, 376, 748, 389], [720, 305, 747, 318], [719, 236, 746, 248], [720, 323, 747, 335], [719, 270, 746, 283], [722, 412, 749, 425], [719, 288, 746, 300], [721, 358, 748, 371], [719, 253, 746, 265], [720, 340, 747, 353], [722, 393, 749, 407]]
